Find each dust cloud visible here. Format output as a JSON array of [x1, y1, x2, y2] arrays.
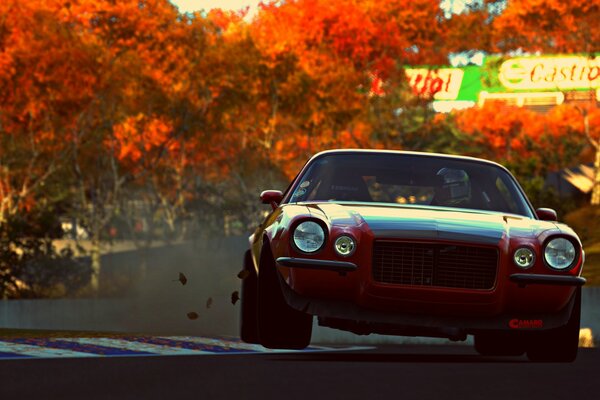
[[98, 236, 247, 337]]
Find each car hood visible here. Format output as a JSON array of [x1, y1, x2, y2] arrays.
[[307, 202, 554, 246]]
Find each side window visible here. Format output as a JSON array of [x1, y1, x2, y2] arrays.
[[288, 159, 330, 203], [290, 178, 319, 202]]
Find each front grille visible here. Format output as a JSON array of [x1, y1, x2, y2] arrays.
[[372, 241, 498, 290]]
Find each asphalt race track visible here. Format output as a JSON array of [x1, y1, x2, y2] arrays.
[[0, 336, 598, 400]]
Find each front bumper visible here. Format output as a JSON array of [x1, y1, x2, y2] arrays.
[[509, 273, 586, 287], [279, 257, 586, 286], [279, 273, 579, 335], [276, 257, 358, 273], [276, 256, 582, 335]]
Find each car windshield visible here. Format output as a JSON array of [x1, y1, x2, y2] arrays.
[[287, 153, 534, 218]]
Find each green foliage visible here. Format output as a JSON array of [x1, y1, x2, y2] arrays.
[[536, 132, 587, 173], [0, 213, 91, 299], [480, 55, 506, 93]]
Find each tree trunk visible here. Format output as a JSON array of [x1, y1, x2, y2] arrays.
[[89, 239, 102, 294], [584, 110, 600, 206], [592, 147, 600, 206]]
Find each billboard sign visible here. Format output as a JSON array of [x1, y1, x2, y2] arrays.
[[405, 66, 481, 101], [499, 56, 600, 91], [405, 68, 464, 100]]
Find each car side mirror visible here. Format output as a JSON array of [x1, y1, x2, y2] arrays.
[[536, 208, 557, 221], [260, 190, 283, 210]]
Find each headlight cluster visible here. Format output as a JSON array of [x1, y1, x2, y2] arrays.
[[292, 221, 356, 257], [293, 221, 325, 253], [544, 238, 576, 270], [513, 247, 535, 268], [513, 238, 577, 271], [334, 236, 356, 257]]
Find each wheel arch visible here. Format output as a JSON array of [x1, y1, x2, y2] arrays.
[[247, 234, 276, 277], [257, 234, 276, 278]]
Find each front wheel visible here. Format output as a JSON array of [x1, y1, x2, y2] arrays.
[[257, 245, 312, 349], [240, 251, 260, 344], [526, 288, 581, 363]]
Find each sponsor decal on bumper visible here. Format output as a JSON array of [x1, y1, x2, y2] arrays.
[[509, 319, 544, 329]]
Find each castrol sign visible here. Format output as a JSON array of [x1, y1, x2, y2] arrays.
[[499, 56, 600, 91], [405, 68, 464, 100]]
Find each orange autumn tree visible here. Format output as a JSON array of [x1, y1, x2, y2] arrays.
[[250, 0, 456, 177], [542, 104, 593, 172], [455, 102, 590, 171], [0, 0, 145, 293], [452, 102, 590, 214], [455, 101, 544, 164], [492, 1, 600, 54], [111, 114, 188, 244], [0, 0, 104, 221], [106, 9, 271, 240], [1, 0, 191, 290]]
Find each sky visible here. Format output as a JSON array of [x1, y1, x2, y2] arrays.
[[170, 0, 263, 17], [170, 1, 475, 19]]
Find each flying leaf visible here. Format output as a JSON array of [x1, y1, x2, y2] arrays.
[[206, 297, 213, 309], [173, 272, 187, 286], [237, 269, 250, 280], [187, 312, 199, 320], [231, 290, 240, 305]]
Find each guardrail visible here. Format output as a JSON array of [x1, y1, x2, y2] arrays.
[[1, 288, 598, 345]]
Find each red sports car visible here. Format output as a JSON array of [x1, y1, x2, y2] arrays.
[[240, 150, 585, 362]]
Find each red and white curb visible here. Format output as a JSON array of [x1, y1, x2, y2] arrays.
[[0, 336, 371, 360]]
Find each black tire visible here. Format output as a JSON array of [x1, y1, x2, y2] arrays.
[[474, 332, 526, 356], [240, 251, 260, 344], [257, 244, 312, 349], [526, 288, 581, 363]]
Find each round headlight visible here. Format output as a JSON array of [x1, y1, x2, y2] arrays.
[[293, 221, 325, 253], [334, 235, 356, 257], [544, 238, 576, 270], [513, 247, 535, 268]]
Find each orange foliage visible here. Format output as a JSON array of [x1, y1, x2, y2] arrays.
[[254, 0, 447, 73], [247, 0, 456, 178], [588, 107, 600, 142], [456, 102, 540, 161], [493, 1, 600, 53], [112, 115, 178, 172], [455, 101, 596, 171]]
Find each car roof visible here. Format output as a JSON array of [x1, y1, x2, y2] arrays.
[[309, 149, 507, 170], [289, 149, 537, 219]]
